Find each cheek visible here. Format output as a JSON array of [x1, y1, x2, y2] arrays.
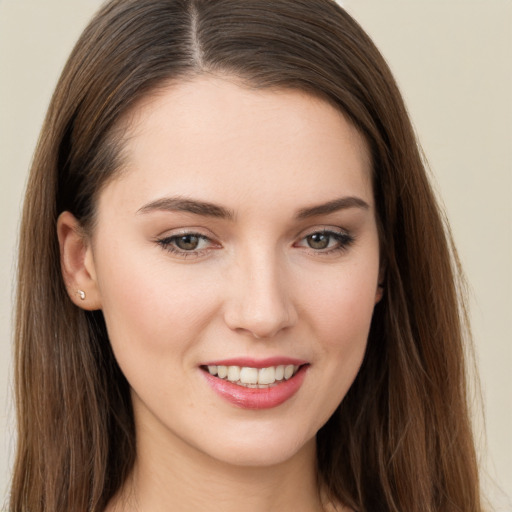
[[94, 245, 220, 363], [317, 290, 374, 372], [300, 260, 378, 385], [303, 257, 379, 338]]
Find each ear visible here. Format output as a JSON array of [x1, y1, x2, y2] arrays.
[[57, 211, 102, 310], [374, 265, 386, 304]]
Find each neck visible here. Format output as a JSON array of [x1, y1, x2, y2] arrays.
[[108, 425, 325, 512]]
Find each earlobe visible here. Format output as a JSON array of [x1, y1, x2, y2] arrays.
[[375, 283, 384, 304], [57, 211, 102, 310], [374, 265, 386, 304]]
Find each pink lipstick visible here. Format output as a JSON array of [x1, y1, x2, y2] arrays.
[[200, 358, 309, 409]]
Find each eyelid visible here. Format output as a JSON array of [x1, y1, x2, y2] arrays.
[[155, 225, 216, 238], [296, 225, 351, 241], [155, 228, 221, 258], [154, 225, 354, 258], [294, 226, 355, 254]]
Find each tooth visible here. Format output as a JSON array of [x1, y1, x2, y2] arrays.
[[207, 365, 218, 375], [227, 366, 240, 382], [275, 365, 285, 381], [284, 365, 294, 380], [258, 367, 276, 385], [239, 367, 258, 384], [217, 365, 228, 379]]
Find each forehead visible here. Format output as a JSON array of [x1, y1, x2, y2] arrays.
[[101, 76, 373, 215]]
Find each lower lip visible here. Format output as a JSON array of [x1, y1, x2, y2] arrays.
[[201, 365, 308, 410]]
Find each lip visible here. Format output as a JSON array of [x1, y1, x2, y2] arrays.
[[201, 357, 308, 368], [200, 362, 309, 410]]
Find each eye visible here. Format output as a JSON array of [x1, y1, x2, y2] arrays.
[[296, 229, 354, 253], [157, 232, 216, 257], [306, 232, 332, 250], [173, 234, 203, 251]]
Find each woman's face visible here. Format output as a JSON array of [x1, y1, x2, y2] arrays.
[[87, 77, 381, 467]]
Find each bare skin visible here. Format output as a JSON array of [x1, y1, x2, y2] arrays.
[[59, 76, 378, 512]]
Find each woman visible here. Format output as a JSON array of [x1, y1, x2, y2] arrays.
[[10, 0, 483, 510]]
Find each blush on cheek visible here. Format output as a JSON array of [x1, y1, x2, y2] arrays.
[[315, 281, 376, 326], [313, 292, 375, 375], [101, 266, 218, 358]]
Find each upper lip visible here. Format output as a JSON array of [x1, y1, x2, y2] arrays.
[[200, 357, 308, 368]]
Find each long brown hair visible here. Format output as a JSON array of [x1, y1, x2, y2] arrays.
[[11, 1, 482, 510]]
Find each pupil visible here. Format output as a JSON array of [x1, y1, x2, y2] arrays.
[[308, 233, 329, 249], [176, 235, 199, 250]]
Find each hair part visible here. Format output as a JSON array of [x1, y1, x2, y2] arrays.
[[12, 1, 482, 511]]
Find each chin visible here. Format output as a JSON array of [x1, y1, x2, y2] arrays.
[[197, 426, 317, 469]]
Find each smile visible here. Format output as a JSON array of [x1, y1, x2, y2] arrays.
[[204, 364, 300, 388], [200, 359, 309, 409]]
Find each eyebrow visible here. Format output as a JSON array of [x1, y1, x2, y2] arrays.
[[295, 196, 370, 219], [137, 196, 235, 219], [137, 195, 369, 220]]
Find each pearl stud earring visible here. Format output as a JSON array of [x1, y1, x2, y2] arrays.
[[77, 290, 86, 300]]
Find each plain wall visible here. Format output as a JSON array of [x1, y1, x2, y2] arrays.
[[1, 0, 510, 508]]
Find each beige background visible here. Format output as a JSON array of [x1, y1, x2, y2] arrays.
[[0, 0, 510, 508]]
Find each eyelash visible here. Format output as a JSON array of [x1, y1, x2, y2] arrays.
[[296, 229, 355, 255], [157, 232, 213, 258], [156, 228, 355, 258]]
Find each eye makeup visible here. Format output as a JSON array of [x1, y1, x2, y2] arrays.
[[155, 226, 355, 259]]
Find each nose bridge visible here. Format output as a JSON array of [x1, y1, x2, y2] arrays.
[[224, 243, 296, 338]]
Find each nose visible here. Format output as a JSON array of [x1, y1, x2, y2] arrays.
[[223, 249, 297, 339]]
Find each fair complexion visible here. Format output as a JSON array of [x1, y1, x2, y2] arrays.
[[58, 76, 381, 512]]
